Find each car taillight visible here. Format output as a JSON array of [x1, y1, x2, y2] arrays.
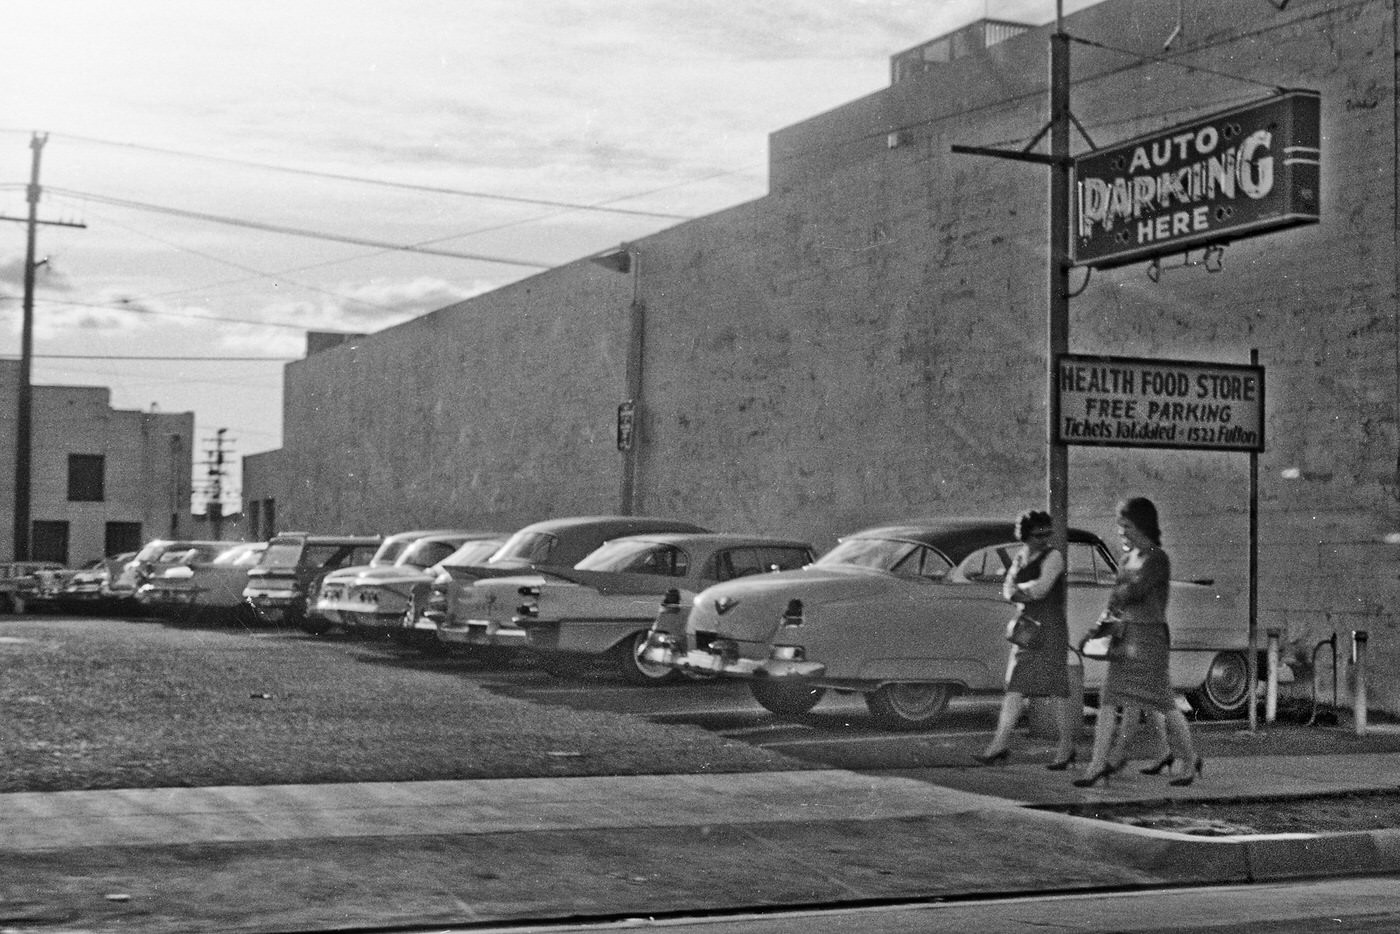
[[780, 599, 804, 627], [769, 645, 805, 661], [516, 583, 540, 619]]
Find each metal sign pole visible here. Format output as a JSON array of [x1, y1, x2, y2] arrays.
[[1048, 14, 1071, 600], [1248, 347, 1260, 733]]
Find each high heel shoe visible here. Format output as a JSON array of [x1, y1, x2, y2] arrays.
[[1140, 754, 1175, 776], [1071, 763, 1114, 788], [1168, 757, 1204, 787], [1045, 749, 1077, 771], [971, 748, 1010, 766]]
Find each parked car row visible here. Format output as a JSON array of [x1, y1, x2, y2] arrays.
[[7, 513, 1254, 728]]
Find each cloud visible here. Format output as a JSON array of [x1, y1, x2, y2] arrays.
[[210, 276, 496, 346]]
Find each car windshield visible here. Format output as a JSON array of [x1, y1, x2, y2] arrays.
[[575, 540, 684, 575], [491, 531, 558, 564], [814, 536, 920, 572]]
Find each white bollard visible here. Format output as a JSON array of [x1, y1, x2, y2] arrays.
[[1352, 630, 1369, 736], [1265, 627, 1281, 724]]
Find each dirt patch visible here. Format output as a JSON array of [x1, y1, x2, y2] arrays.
[[1047, 790, 1400, 836]]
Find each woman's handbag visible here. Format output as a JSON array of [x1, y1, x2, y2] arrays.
[[1005, 612, 1043, 649], [1078, 612, 1124, 660]]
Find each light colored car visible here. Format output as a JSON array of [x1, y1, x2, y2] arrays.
[[644, 518, 1249, 729], [110, 540, 229, 607], [135, 542, 267, 623], [427, 516, 708, 655], [310, 529, 457, 627], [492, 533, 815, 683], [317, 531, 505, 638], [401, 537, 510, 647]]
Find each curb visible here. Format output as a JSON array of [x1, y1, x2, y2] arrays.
[[1000, 799, 1400, 884]]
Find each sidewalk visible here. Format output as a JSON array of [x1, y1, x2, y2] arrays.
[[3, 743, 1399, 933]]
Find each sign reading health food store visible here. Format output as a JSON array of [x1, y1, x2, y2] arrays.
[[1056, 354, 1264, 452], [1072, 89, 1319, 269]]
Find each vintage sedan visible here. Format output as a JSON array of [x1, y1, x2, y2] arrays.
[[109, 540, 229, 608], [311, 529, 458, 627], [481, 533, 815, 683], [644, 518, 1249, 729], [400, 536, 510, 646], [243, 533, 383, 631], [135, 541, 268, 623], [319, 530, 505, 638], [427, 516, 708, 654]]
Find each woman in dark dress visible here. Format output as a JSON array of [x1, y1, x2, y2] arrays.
[[974, 510, 1078, 769], [1074, 497, 1203, 788]]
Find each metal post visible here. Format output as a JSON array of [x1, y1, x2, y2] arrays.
[[1247, 348, 1260, 732], [1352, 629, 1369, 735], [1047, 12, 1071, 602], [622, 251, 644, 516], [1265, 626, 1281, 723]]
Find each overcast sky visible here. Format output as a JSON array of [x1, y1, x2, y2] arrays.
[[0, 0, 1102, 509]]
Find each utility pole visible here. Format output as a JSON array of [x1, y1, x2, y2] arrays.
[[951, 2, 1074, 622], [4, 133, 85, 560], [202, 428, 231, 540]]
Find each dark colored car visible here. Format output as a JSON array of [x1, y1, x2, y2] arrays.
[[242, 533, 383, 631]]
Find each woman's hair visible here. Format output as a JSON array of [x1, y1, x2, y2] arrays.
[[1117, 496, 1162, 545], [1014, 509, 1053, 542]]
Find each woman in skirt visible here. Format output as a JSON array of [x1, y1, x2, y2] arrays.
[[1074, 497, 1203, 787], [974, 509, 1078, 769]]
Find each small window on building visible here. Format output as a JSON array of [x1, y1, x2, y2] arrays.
[[247, 501, 262, 539], [32, 520, 70, 565], [67, 454, 105, 502], [262, 498, 276, 537], [105, 522, 143, 557]]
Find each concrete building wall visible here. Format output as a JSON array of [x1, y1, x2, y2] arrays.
[[0, 361, 196, 564], [244, 0, 1400, 709]]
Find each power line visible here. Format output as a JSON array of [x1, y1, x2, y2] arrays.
[[1067, 34, 1287, 93], [46, 187, 556, 268], [1, 354, 296, 361], [48, 198, 407, 313], [16, 295, 356, 332], [45, 132, 695, 221]]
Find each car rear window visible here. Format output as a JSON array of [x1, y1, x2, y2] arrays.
[[373, 538, 414, 566], [575, 540, 687, 576], [212, 544, 266, 566], [492, 531, 557, 564], [439, 540, 505, 569], [816, 537, 919, 572], [260, 541, 305, 566], [404, 540, 460, 568], [303, 544, 380, 571]]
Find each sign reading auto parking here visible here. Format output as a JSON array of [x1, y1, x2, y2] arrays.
[[1056, 354, 1264, 452]]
